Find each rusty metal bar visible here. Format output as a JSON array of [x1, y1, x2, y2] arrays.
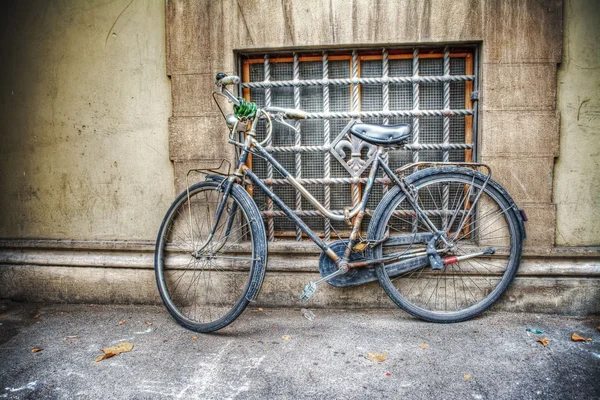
[[293, 52, 302, 241], [264, 54, 275, 242], [263, 143, 473, 153], [322, 51, 331, 241], [241, 75, 475, 88]]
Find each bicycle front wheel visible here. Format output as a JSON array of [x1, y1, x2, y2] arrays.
[[154, 180, 267, 333], [368, 167, 523, 322]]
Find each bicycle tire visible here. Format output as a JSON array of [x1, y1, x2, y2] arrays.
[[154, 180, 267, 333], [368, 167, 523, 322]]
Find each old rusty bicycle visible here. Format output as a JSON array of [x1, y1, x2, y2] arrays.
[[154, 73, 527, 333]]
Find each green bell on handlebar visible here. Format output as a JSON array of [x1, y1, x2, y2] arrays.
[[234, 98, 257, 119]]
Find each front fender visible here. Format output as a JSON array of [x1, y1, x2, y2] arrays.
[[205, 174, 267, 301]]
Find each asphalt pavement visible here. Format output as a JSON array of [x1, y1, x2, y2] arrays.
[[0, 301, 598, 399]]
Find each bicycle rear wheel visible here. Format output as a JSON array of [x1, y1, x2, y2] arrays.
[[368, 167, 523, 322], [154, 180, 266, 332]]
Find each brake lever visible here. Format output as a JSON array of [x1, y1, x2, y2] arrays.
[[272, 113, 299, 132]]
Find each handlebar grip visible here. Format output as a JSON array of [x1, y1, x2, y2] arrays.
[[216, 74, 240, 87], [284, 109, 308, 119]]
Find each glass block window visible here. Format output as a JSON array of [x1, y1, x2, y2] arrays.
[[239, 47, 476, 241]]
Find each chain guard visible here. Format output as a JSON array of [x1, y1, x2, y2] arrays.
[[318, 240, 379, 288]]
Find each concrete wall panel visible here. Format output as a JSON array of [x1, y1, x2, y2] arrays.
[[166, 0, 233, 75], [480, 111, 559, 157], [0, 0, 174, 240], [481, 156, 554, 205], [554, 0, 600, 246], [481, 64, 557, 111], [483, 0, 562, 63], [169, 117, 232, 161], [171, 74, 230, 117], [518, 203, 556, 247]]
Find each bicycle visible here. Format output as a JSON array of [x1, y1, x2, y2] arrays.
[[154, 73, 527, 333]]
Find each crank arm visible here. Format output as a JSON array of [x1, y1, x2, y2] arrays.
[[300, 263, 349, 301]]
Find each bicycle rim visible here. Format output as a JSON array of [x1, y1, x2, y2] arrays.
[[372, 172, 521, 322], [155, 181, 260, 332]]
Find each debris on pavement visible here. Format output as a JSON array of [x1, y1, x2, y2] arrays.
[[526, 328, 543, 334], [258, 308, 264, 312], [145, 321, 152, 326], [301, 308, 315, 321], [571, 333, 586, 342], [117, 321, 126, 325], [536, 338, 549, 347], [31, 347, 43, 353], [34, 314, 41, 319], [282, 335, 291, 341], [192, 336, 198, 341], [419, 343, 429, 349], [366, 352, 388, 363], [464, 374, 472, 380], [95, 342, 134, 362]]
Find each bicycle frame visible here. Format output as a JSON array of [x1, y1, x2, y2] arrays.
[[210, 110, 441, 268]]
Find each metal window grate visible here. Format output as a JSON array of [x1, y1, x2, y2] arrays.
[[240, 47, 476, 241]]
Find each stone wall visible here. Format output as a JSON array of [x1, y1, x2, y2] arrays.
[[167, 0, 564, 248], [0, 0, 598, 312]]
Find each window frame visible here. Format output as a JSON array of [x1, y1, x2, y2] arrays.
[[238, 46, 477, 241]]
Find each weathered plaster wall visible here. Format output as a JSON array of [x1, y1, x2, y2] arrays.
[[0, 0, 173, 240], [554, 0, 600, 246], [167, 0, 563, 248], [1, 0, 598, 312]]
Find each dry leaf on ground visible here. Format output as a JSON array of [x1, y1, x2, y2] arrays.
[[192, 336, 198, 341], [571, 333, 586, 342], [596, 325, 600, 332], [31, 347, 43, 353], [95, 342, 134, 362], [536, 337, 549, 347], [145, 321, 152, 326], [419, 343, 429, 349], [258, 308, 264, 312], [34, 314, 41, 319], [366, 352, 388, 363], [282, 335, 291, 341], [464, 374, 472, 380]]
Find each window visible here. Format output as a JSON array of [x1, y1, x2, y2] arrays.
[[239, 46, 476, 241]]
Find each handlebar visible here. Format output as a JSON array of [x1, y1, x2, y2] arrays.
[[216, 74, 240, 87], [263, 106, 308, 120], [215, 73, 308, 120]]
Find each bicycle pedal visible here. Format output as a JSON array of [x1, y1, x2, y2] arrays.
[[300, 282, 317, 302]]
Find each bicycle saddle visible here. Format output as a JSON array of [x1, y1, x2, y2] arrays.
[[350, 123, 411, 145]]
